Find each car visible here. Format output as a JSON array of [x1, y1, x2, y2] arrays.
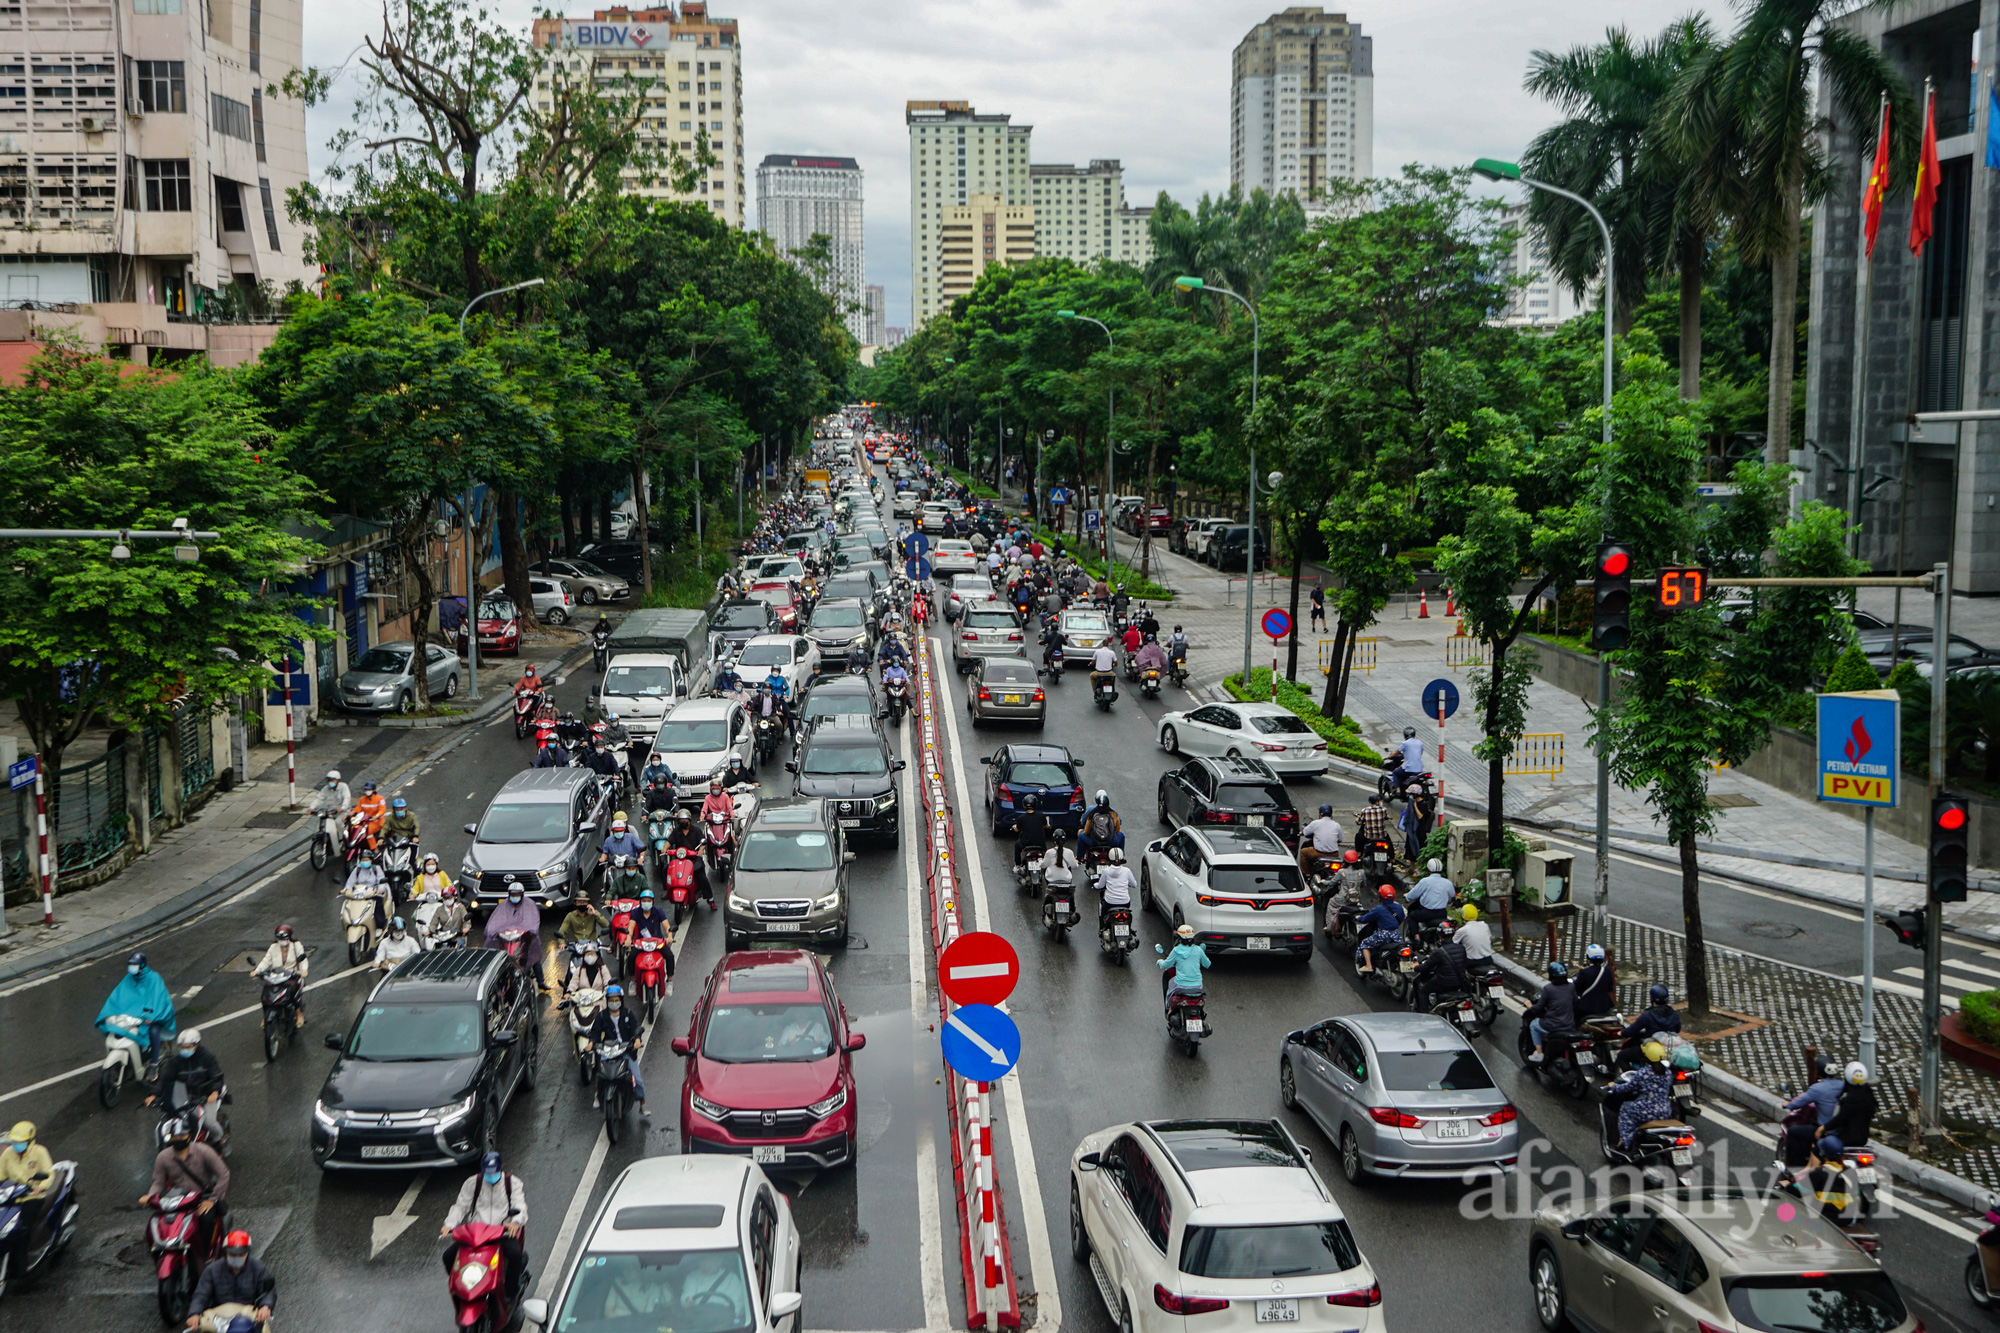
[[1281, 1012, 1518, 1183], [1212, 525, 1270, 572], [749, 555, 807, 583], [530, 557, 632, 606], [953, 604, 1027, 672], [593, 653, 692, 743], [1140, 825, 1313, 957], [726, 799, 854, 947], [525, 576, 574, 626], [733, 634, 821, 697], [527, 1156, 804, 1333], [649, 697, 755, 789], [311, 949, 538, 1170], [780, 531, 825, 559], [1859, 628, 1997, 674], [1187, 517, 1232, 562], [671, 950, 866, 1170], [1157, 755, 1301, 846], [804, 597, 874, 671], [458, 767, 613, 906], [714, 599, 779, 659], [931, 539, 979, 576], [980, 743, 1085, 835], [945, 574, 1001, 622], [336, 642, 461, 714], [1527, 1187, 1917, 1333], [891, 492, 919, 519], [969, 656, 1045, 728], [788, 714, 904, 846], [454, 595, 521, 656], [797, 673, 882, 732], [746, 579, 803, 633], [1068, 1119, 1383, 1333], [1158, 701, 1330, 775], [576, 541, 666, 584], [820, 570, 887, 620], [1058, 608, 1113, 666]]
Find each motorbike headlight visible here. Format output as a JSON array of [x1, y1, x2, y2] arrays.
[[0, 1211, 18, 1239], [458, 1261, 489, 1293], [313, 1100, 341, 1130], [813, 892, 841, 911], [806, 1087, 848, 1119], [689, 1092, 730, 1121], [538, 863, 566, 880]]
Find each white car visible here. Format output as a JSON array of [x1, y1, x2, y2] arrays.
[[733, 633, 821, 697], [524, 1155, 802, 1333], [648, 697, 754, 786], [891, 492, 919, 519], [1069, 1119, 1383, 1333], [1158, 701, 1330, 775], [931, 539, 979, 576], [946, 574, 1001, 621], [1139, 824, 1315, 957], [1059, 608, 1112, 666]]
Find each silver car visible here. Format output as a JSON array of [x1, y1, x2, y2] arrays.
[[336, 642, 461, 713], [952, 605, 1026, 672], [1279, 1011, 1517, 1185], [531, 557, 630, 606]]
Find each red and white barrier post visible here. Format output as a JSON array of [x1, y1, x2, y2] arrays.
[[33, 756, 54, 925]]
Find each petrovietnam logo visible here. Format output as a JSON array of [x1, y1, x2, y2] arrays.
[[1844, 715, 1872, 766]]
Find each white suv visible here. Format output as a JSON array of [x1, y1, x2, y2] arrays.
[[1140, 825, 1315, 958], [1069, 1119, 1383, 1333]]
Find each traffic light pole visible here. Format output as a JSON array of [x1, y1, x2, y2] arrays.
[[1922, 560, 1950, 1128]]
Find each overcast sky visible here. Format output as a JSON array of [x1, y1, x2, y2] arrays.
[[301, 0, 1735, 333]]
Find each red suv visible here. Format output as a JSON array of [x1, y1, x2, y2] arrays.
[[671, 950, 865, 1170], [748, 579, 802, 632]]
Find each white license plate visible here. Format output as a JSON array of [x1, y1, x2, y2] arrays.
[[839, 818, 860, 828], [360, 1144, 409, 1160], [1399, 959, 1416, 973], [1113, 924, 1131, 937], [1454, 1009, 1477, 1026], [1247, 936, 1271, 950], [752, 1146, 785, 1165], [1255, 1299, 1298, 1323], [1671, 1148, 1692, 1166], [1434, 1119, 1470, 1138], [1857, 1167, 1878, 1184], [1002, 694, 1023, 704], [1246, 815, 1265, 827], [1573, 1050, 1596, 1065], [1183, 1019, 1206, 1034], [765, 921, 800, 932]]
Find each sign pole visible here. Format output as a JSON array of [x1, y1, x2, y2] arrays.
[[1922, 562, 1950, 1127], [283, 653, 297, 812], [1860, 805, 1876, 1075], [33, 757, 53, 926]]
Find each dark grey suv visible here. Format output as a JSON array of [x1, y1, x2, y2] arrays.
[[457, 768, 611, 906], [788, 714, 904, 847]]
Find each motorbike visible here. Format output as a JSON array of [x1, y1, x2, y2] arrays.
[[344, 813, 376, 873], [664, 853, 697, 928], [703, 813, 736, 889], [1965, 1194, 2000, 1310], [1356, 940, 1415, 1002], [148, 1188, 217, 1326], [1595, 1078, 1697, 1178], [1155, 951, 1208, 1056], [1517, 1023, 1605, 1099], [1360, 838, 1399, 889], [341, 884, 385, 966], [1122, 650, 1139, 682], [1167, 652, 1188, 689], [98, 1014, 157, 1109], [494, 929, 535, 978], [1092, 674, 1118, 711], [446, 1218, 526, 1333], [412, 897, 465, 950], [1042, 874, 1080, 939], [1467, 961, 1508, 1029], [884, 676, 910, 723], [592, 623, 612, 672], [512, 689, 541, 740], [607, 897, 643, 977], [633, 937, 670, 1021], [596, 1038, 638, 1144], [0, 1159, 78, 1301], [309, 808, 343, 874], [257, 968, 303, 1061], [1139, 667, 1162, 699], [563, 984, 606, 1086], [1322, 899, 1362, 952], [754, 712, 785, 763], [152, 1093, 230, 1153], [1097, 904, 1138, 961], [1378, 756, 1436, 804], [603, 854, 648, 906], [380, 836, 418, 905], [1420, 987, 1485, 1037], [1013, 844, 1046, 897]]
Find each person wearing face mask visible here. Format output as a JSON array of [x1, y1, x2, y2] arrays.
[[343, 853, 392, 930], [440, 1152, 529, 1304], [482, 886, 544, 973], [185, 1229, 275, 1330], [588, 984, 649, 1121], [143, 1116, 228, 1258], [99, 951, 176, 1064], [562, 941, 616, 1001], [2, 1122, 55, 1237], [147, 1028, 228, 1146], [372, 916, 424, 970]]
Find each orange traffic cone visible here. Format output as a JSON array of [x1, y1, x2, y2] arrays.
[[1417, 589, 1430, 618], [1444, 586, 1456, 616], [1454, 618, 1467, 638]]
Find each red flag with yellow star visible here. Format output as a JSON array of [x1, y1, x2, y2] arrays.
[[1862, 97, 1890, 258], [1911, 86, 1940, 256]]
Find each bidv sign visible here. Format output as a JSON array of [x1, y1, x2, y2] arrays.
[[557, 21, 655, 47]]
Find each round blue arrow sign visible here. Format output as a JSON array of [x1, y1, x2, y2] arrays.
[[1421, 677, 1460, 720], [940, 1002, 1021, 1081], [905, 557, 932, 582], [902, 532, 931, 557]]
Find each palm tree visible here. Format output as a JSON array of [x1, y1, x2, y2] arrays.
[[1143, 187, 1304, 305], [1659, 0, 1912, 462], [1521, 18, 1714, 397]]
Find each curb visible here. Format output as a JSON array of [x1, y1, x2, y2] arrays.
[[1485, 953, 1994, 1214]]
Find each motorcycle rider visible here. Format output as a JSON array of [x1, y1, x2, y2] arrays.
[[1603, 1042, 1675, 1150], [1166, 626, 1189, 673], [412, 853, 456, 906], [250, 925, 310, 1029], [1077, 792, 1124, 863], [1524, 961, 1579, 1064], [1409, 932, 1471, 1015], [1137, 605, 1160, 639], [1157, 922, 1210, 1006], [1783, 1058, 1848, 1166], [639, 755, 678, 816], [881, 656, 911, 698], [352, 780, 388, 844], [184, 1228, 275, 1331], [844, 640, 872, 674], [1617, 983, 1682, 1065], [533, 733, 570, 768], [3, 1122, 55, 1234], [599, 711, 636, 778], [1824, 1063, 1877, 1155], [482, 885, 544, 974], [1094, 847, 1137, 930], [143, 1116, 227, 1259], [1392, 725, 1425, 785], [1404, 860, 1456, 939], [1039, 616, 1068, 672], [877, 632, 910, 670], [1110, 583, 1130, 623], [439, 1152, 529, 1306], [1573, 943, 1618, 1020], [1038, 829, 1078, 897], [148, 1028, 226, 1146], [1133, 634, 1168, 681], [344, 853, 392, 930], [1298, 804, 1344, 877], [1354, 795, 1390, 857], [513, 664, 541, 700], [1120, 619, 1143, 656], [629, 889, 673, 942], [1323, 851, 1370, 939], [562, 941, 616, 1004], [1452, 903, 1494, 965], [597, 813, 649, 874], [582, 736, 623, 785], [308, 770, 352, 847], [1352, 887, 1406, 972], [372, 916, 423, 970], [701, 776, 739, 828], [588, 984, 650, 1121], [712, 660, 743, 695], [1011, 794, 1049, 870], [381, 796, 421, 846], [1089, 641, 1117, 694]]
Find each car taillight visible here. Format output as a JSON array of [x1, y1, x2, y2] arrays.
[[996, 784, 1012, 800], [962, 632, 978, 641], [1367, 1107, 1422, 1128], [1327, 1283, 1381, 1309], [1007, 632, 1023, 641], [1032, 689, 1045, 702], [1070, 791, 1084, 809], [1277, 812, 1297, 824], [978, 688, 991, 701], [1153, 1286, 1228, 1316], [1204, 810, 1235, 823], [1255, 741, 1285, 752], [1481, 1105, 1518, 1126]]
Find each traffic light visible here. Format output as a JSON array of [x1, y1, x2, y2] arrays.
[[1879, 907, 1928, 950], [1930, 795, 1970, 903], [1592, 541, 1634, 651]]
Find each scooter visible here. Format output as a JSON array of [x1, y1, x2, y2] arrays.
[[1139, 667, 1162, 699], [1467, 961, 1508, 1029], [1154, 951, 1208, 1055], [592, 623, 612, 672], [1517, 1023, 1603, 1100], [1013, 844, 1046, 897], [1964, 1194, 2000, 1309], [596, 1039, 638, 1144], [703, 812, 737, 889], [754, 713, 785, 763], [884, 676, 910, 723], [0, 1158, 78, 1300], [380, 836, 419, 905], [1421, 989, 1485, 1037], [1042, 875, 1080, 940], [606, 897, 642, 978], [1092, 675, 1117, 711], [1097, 905, 1138, 961], [148, 1188, 218, 1326], [340, 885, 385, 966], [512, 689, 541, 740], [1168, 652, 1188, 689], [664, 852, 697, 928], [633, 937, 670, 1021], [97, 1014, 156, 1109], [309, 808, 343, 874], [152, 1095, 230, 1153], [446, 1218, 527, 1333], [494, 929, 535, 978], [563, 986, 606, 1086], [1596, 1080, 1697, 1177], [1122, 650, 1139, 683], [257, 968, 303, 1062], [413, 896, 465, 950]]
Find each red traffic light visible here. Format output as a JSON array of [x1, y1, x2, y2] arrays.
[[1599, 549, 1630, 577], [1937, 805, 1967, 831]]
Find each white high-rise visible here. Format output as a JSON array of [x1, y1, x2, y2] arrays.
[[757, 154, 864, 340], [907, 100, 1031, 328], [1490, 203, 1596, 329], [1231, 7, 1373, 211], [1030, 160, 1154, 268]]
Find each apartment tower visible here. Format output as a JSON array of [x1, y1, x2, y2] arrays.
[[1230, 7, 1373, 211], [907, 100, 1030, 327], [756, 153, 863, 340], [1030, 159, 1154, 268]]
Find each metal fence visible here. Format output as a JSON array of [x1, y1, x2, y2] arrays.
[[144, 727, 164, 820], [1501, 733, 1566, 782], [51, 744, 127, 872], [1317, 637, 1378, 675], [175, 700, 215, 802], [1445, 635, 1490, 670]]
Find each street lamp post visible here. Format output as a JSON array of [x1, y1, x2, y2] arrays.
[[1058, 311, 1116, 572], [457, 277, 546, 703], [1473, 158, 1615, 938], [1175, 277, 1261, 685]]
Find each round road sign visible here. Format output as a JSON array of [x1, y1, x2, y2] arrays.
[[1261, 608, 1292, 641], [939, 931, 1020, 1007], [940, 1003, 1022, 1082], [1421, 677, 1460, 720]]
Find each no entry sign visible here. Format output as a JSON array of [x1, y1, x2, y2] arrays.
[[939, 931, 1020, 1007], [1261, 608, 1291, 641]]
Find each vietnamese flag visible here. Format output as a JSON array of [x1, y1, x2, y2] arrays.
[[1862, 98, 1890, 258], [1911, 85, 1940, 256]]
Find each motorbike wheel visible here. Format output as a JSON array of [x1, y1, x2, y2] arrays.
[[99, 1060, 125, 1109], [644, 987, 658, 1024], [158, 1265, 192, 1325], [264, 1015, 283, 1062], [309, 833, 330, 871], [1967, 1253, 1995, 1309], [348, 937, 364, 967], [603, 1087, 625, 1144]]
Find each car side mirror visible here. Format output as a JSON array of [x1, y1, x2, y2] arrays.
[[893, 759, 907, 771], [463, 823, 478, 836], [519, 1297, 550, 1326], [492, 1029, 518, 1046], [324, 1033, 345, 1050], [1148, 839, 1165, 853], [769, 1293, 804, 1320], [979, 756, 992, 765], [845, 1032, 867, 1051], [784, 760, 798, 773], [579, 821, 597, 834], [671, 1036, 691, 1056], [1560, 1218, 1588, 1243], [1076, 1151, 1101, 1172], [843, 850, 857, 863]]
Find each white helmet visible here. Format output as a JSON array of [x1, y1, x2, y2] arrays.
[[1426, 859, 1443, 873], [1845, 1061, 1869, 1085], [325, 770, 342, 783], [1174, 923, 1195, 939], [1106, 847, 1125, 864]]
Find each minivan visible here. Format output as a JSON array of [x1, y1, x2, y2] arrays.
[[457, 768, 611, 906]]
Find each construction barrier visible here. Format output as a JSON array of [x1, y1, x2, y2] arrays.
[[1317, 637, 1378, 675], [1444, 636, 1490, 670], [914, 639, 1021, 1329], [1502, 733, 1566, 781]]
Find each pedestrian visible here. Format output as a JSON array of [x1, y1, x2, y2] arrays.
[[1309, 580, 1326, 631]]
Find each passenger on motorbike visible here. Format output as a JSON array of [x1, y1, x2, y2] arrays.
[[1524, 961, 1579, 1064], [1573, 942, 1617, 1019], [1077, 793, 1125, 861], [251, 925, 310, 1029], [639, 756, 678, 816], [1410, 937, 1471, 1014], [1603, 1042, 1675, 1149], [343, 855, 392, 929], [143, 1116, 227, 1257], [373, 917, 423, 970], [1452, 904, 1494, 963], [1094, 848, 1137, 928], [1618, 984, 1682, 1062], [1825, 1064, 1877, 1154], [1038, 831, 1078, 893], [1298, 804, 1343, 877], [100, 951, 177, 1062], [1011, 794, 1049, 869], [184, 1228, 274, 1331], [588, 986, 649, 1120], [1157, 923, 1210, 1004], [439, 1152, 529, 1305], [1352, 888, 1406, 972]]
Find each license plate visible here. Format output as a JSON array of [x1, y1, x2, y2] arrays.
[[1574, 1050, 1596, 1065], [839, 819, 860, 828], [1399, 959, 1415, 972], [1002, 694, 1023, 704], [1434, 1119, 1470, 1138], [1671, 1148, 1692, 1166], [765, 921, 800, 932], [1857, 1167, 1878, 1184], [1184, 1019, 1206, 1034], [1255, 1299, 1297, 1323], [1455, 1009, 1477, 1026], [360, 1144, 409, 1160], [1247, 936, 1271, 950], [752, 1146, 785, 1165], [1113, 924, 1130, 937], [1246, 815, 1265, 827]]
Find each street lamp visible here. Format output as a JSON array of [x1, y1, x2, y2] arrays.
[[1175, 276, 1261, 686], [1473, 156, 1616, 937], [1059, 310, 1117, 575]]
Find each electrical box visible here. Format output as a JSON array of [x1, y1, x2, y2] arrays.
[[1522, 850, 1574, 904], [1445, 819, 1488, 884]]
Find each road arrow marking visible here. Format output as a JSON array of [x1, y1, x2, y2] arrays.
[[370, 1170, 429, 1259]]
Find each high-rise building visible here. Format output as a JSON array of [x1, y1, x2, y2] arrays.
[[862, 283, 886, 347], [531, 4, 745, 227], [907, 101, 1031, 328], [1231, 7, 1373, 211], [1030, 160, 1153, 268], [1114, 205, 1155, 268], [0, 0, 314, 365], [756, 153, 863, 340], [882, 326, 906, 349], [938, 193, 1034, 308], [1489, 203, 1595, 329]]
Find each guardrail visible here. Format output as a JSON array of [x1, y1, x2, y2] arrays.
[[1444, 636, 1490, 670], [1317, 637, 1377, 675], [1501, 733, 1565, 781], [914, 641, 1021, 1329]]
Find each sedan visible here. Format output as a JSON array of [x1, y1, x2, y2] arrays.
[[945, 574, 1001, 622], [931, 539, 979, 576], [1058, 609, 1112, 666], [968, 657, 1044, 728], [576, 544, 663, 588], [980, 743, 1084, 835], [530, 557, 630, 606], [454, 596, 521, 656], [1281, 1012, 1517, 1185], [336, 642, 461, 714], [750, 555, 807, 582], [1158, 701, 1330, 776]]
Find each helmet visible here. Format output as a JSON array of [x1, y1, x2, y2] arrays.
[[1342, 850, 1359, 864], [177, 1028, 200, 1049], [1404, 727, 1417, 739], [1377, 885, 1396, 900], [325, 770, 342, 783], [1817, 1135, 1847, 1161], [606, 711, 618, 722], [1649, 983, 1671, 1005], [1817, 1055, 1843, 1081], [1640, 1040, 1668, 1065], [1545, 961, 1568, 981], [611, 816, 628, 831], [7, 1122, 33, 1146], [275, 923, 294, 940], [423, 853, 440, 869], [1173, 625, 1182, 633], [605, 984, 625, 997], [164, 1116, 194, 1145], [1461, 904, 1479, 922], [1019, 795, 1037, 813], [710, 777, 723, 790], [1106, 848, 1125, 864], [1174, 923, 1195, 939], [1845, 1061, 1869, 1085], [363, 780, 378, 793], [1426, 859, 1442, 873], [676, 808, 692, 822], [1585, 943, 1605, 961], [391, 797, 406, 811], [1319, 804, 1333, 817], [389, 916, 407, 933], [127, 951, 148, 969], [480, 1151, 503, 1175], [640, 889, 656, 901], [223, 1229, 252, 1256], [1094, 790, 1109, 808], [1050, 828, 1067, 842]]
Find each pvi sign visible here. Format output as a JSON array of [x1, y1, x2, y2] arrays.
[[559, 21, 654, 46]]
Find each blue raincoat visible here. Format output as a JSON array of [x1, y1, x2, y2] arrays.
[[96, 967, 176, 1041]]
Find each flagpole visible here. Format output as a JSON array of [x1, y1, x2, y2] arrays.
[[1846, 91, 1887, 561], [1896, 78, 1937, 647]]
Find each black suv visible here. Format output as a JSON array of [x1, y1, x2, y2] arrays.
[[713, 598, 777, 658], [1157, 756, 1300, 847], [798, 672, 881, 731], [788, 713, 905, 846], [311, 950, 538, 1171]]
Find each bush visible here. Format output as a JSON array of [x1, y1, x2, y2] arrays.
[[1823, 643, 1880, 694], [1964, 988, 2000, 1050], [1032, 526, 1173, 601], [1223, 668, 1376, 763]]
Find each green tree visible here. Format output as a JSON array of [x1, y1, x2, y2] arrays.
[[1822, 642, 1880, 694]]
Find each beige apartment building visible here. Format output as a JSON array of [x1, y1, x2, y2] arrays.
[[531, 4, 745, 227], [1030, 158, 1153, 268], [907, 100, 1030, 327], [937, 193, 1032, 308], [0, 0, 314, 365], [1231, 7, 1373, 212]]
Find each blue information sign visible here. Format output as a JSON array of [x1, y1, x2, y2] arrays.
[[905, 557, 932, 582], [1421, 678, 1460, 721], [1816, 690, 1899, 807], [1050, 487, 1070, 506], [1083, 509, 1101, 532], [940, 1003, 1022, 1081], [8, 755, 37, 792]]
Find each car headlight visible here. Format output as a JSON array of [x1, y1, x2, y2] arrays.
[[848, 634, 867, 647], [372, 684, 397, 695], [459, 860, 478, 881], [878, 791, 897, 810], [807, 1087, 849, 1119], [427, 1093, 478, 1125], [537, 863, 566, 880], [813, 892, 841, 912], [728, 894, 752, 912], [313, 1100, 341, 1130], [689, 1093, 730, 1121]]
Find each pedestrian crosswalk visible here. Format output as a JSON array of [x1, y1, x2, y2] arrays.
[[1846, 954, 2000, 1008]]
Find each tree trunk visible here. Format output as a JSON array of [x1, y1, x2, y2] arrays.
[[497, 492, 536, 628], [599, 493, 614, 549], [1678, 227, 1704, 401], [1284, 531, 1304, 682], [577, 494, 594, 548], [396, 507, 436, 708], [1320, 620, 1350, 715], [1679, 827, 1711, 1015], [1484, 639, 1508, 866], [1765, 169, 1803, 465], [1332, 626, 1361, 724], [634, 452, 654, 597], [559, 484, 576, 555]]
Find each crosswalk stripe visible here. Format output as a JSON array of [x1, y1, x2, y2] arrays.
[[1941, 955, 2000, 982], [1862, 973, 1963, 1008]]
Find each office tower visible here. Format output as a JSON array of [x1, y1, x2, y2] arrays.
[[757, 153, 864, 339], [907, 100, 1031, 327], [1030, 159, 1153, 267], [862, 283, 886, 346], [1231, 7, 1373, 210], [937, 193, 1034, 308], [1490, 203, 1595, 328]]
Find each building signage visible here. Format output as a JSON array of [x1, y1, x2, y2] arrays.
[[1816, 689, 1899, 807], [551, 21, 655, 47]]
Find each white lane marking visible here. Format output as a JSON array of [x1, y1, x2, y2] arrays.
[[1850, 974, 1961, 1008], [370, 1169, 430, 1258], [947, 962, 1011, 981], [1942, 955, 2000, 982], [1891, 966, 1977, 994], [180, 985, 204, 999], [903, 760, 952, 1332], [931, 635, 1062, 1333]]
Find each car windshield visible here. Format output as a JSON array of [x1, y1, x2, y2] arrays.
[[566, 560, 609, 577], [1209, 866, 1305, 896], [1006, 762, 1073, 787], [602, 666, 678, 697], [654, 719, 729, 752], [736, 643, 793, 667], [802, 745, 888, 777], [1376, 1049, 1495, 1091], [1178, 1221, 1362, 1280], [1723, 1275, 1907, 1333], [351, 647, 412, 674], [716, 605, 767, 629], [346, 1002, 483, 1060], [823, 578, 871, 599], [1249, 714, 1313, 735], [739, 830, 836, 872], [1217, 783, 1288, 810], [476, 801, 572, 844], [984, 665, 1036, 684], [480, 600, 515, 620], [702, 1001, 834, 1062], [814, 605, 866, 629], [1064, 615, 1108, 633], [553, 1248, 754, 1333]]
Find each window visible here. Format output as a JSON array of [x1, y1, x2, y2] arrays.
[[132, 59, 185, 113], [122, 153, 136, 209], [1633, 1217, 1695, 1292], [1328, 1027, 1367, 1081], [749, 1190, 778, 1299], [214, 176, 246, 232], [247, 0, 261, 71], [210, 92, 251, 141], [250, 88, 266, 161], [133, 0, 183, 10], [1583, 1201, 1646, 1261], [258, 177, 280, 249], [142, 159, 191, 211], [1124, 1141, 1172, 1251]]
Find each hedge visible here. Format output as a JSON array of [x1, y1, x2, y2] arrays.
[[1964, 988, 2000, 1050], [1223, 667, 1377, 764]]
